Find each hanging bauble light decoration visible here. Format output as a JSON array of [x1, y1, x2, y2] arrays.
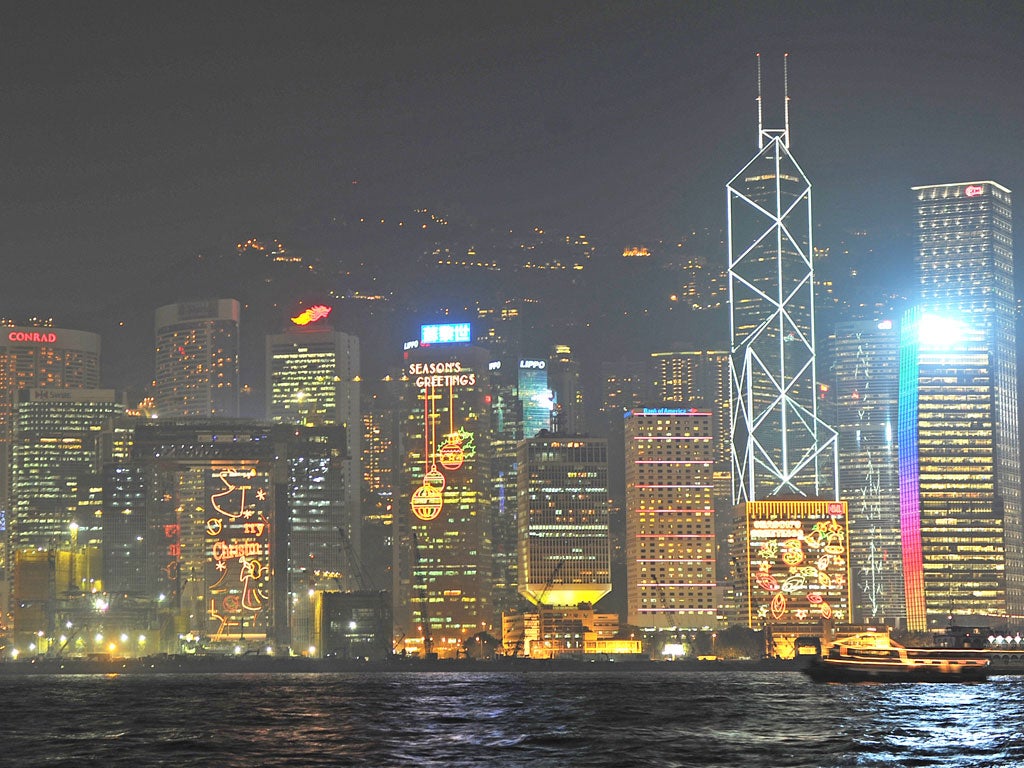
[[411, 380, 444, 520], [411, 483, 443, 521], [438, 384, 465, 470], [424, 466, 447, 490], [438, 432, 464, 471]]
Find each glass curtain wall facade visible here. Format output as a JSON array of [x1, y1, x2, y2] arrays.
[[11, 388, 125, 550], [830, 320, 905, 626]]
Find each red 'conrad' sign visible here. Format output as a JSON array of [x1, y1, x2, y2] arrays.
[[8, 331, 57, 343]]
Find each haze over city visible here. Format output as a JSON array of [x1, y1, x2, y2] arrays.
[[6, 2, 1023, 398]]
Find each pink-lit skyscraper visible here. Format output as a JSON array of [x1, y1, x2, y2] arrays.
[[899, 181, 1021, 631]]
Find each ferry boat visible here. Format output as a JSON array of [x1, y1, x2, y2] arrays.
[[803, 632, 990, 683]]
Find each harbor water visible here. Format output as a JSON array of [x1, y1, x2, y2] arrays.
[[3, 669, 1023, 767]]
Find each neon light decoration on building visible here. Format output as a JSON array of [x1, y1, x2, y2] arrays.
[[409, 363, 476, 520], [743, 499, 850, 625], [204, 468, 272, 638], [420, 323, 471, 345], [290, 305, 333, 326], [411, 382, 444, 521]]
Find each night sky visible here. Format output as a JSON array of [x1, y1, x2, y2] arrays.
[[5, 3, 1023, 345]]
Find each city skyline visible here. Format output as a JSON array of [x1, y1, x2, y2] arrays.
[[4, 7, 1024, 764]]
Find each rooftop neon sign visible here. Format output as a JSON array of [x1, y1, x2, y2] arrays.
[[965, 185, 984, 197], [8, 331, 57, 343], [291, 305, 333, 326], [420, 323, 471, 345]]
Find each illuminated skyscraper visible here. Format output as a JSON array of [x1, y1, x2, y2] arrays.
[[650, 349, 730, 469], [10, 388, 126, 550], [829, 319, 904, 626], [361, 391, 398, 593], [517, 434, 610, 609], [518, 360, 554, 439], [625, 409, 717, 630], [154, 300, 240, 418], [266, 306, 361, 557], [0, 324, 101, 516], [900, 181, 1021, 630], [548, 344, 585, 435], [727, 56, 837, 503], [396, 325, 494, 655], [650, 349, 733, 583]]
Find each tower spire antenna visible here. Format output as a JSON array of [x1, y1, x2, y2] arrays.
[[756, 53, 764, 150], [783, 52, 791, 148]]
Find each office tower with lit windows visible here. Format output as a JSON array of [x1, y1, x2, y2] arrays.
[[0, 323, 101, 518], [900, 180, 1021, 630], [650, 350, 730, 468], [517, 434, 610, 609], [396, 325, 494, 656], [361, 392, 398, 593], [154, 300, 240, 418], [600, 359, 653, 503], [829, 319, 904, 626], [266, 306, 361, 557], [625, 408, 718, 630], [10, 388, 126, 551], [650, 349, 733, 584], [548, 344, 585, 435], [727, 57, 837, 504]]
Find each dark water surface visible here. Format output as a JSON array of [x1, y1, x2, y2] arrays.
[[3, 670, 1023, 767]]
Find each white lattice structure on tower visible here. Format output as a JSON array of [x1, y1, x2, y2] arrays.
[[727, 54, 837, 504]]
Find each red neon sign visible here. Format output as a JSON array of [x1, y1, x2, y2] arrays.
[[965, 185, 984, 197], [8, 331, 57, 343], [290, 305, 333, 326]]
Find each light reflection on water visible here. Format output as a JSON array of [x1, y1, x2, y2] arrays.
[[2, 670, 1022, 767]]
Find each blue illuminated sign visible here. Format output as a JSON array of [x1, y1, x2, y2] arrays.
[[421, 323, 471, 345]]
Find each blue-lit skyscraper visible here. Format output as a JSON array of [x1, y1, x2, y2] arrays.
[[518, 360, 553, 438]]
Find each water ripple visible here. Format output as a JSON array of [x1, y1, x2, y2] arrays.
[[2, 670, 1024, 767]]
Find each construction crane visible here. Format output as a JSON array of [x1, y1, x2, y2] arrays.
[[510, 560, 564, 658], [337, 527, 374, 592], [536, 560, 564, 609]]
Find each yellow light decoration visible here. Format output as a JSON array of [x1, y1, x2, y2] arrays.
[[411, 483, 443, 521], [424, 467, 446, 489], [770, 592, 787, 621]]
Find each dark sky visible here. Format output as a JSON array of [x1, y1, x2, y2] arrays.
[[5, 2, 1023, 319]]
